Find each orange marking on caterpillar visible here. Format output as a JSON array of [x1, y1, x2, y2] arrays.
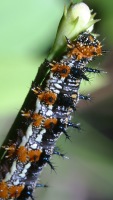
[[50, 63, 71, 78], [38, 91, 57, 105], [16, 145, 42, 163], [9, 185, 24, 198], [32, 85, 57, 105], [21, 110, 44, 127], [32, 113, 44, 127], [68, 43, 102, 60], [28, 149, 42, 162], [17, 146, 28, 162], [0, 181, 8, 198], [44, 118, 58, 129]]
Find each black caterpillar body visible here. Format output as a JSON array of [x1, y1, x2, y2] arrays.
[[0, 32, 102, 200]]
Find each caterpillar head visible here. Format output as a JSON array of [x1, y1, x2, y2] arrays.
[[67, 32, 102, 60]]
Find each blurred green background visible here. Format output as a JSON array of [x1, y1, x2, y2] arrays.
[[0, 0, 113, 200]]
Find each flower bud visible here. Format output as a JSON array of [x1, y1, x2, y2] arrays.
[[48, 2, 99, 60]]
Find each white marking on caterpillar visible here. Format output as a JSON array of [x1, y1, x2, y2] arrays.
[[4, 161, 17, 181], [48, 105, 53, 110], [13, 179, 20, 185], [54, 83, 62, 89], [35, 99, 41, 112], [31, 143, 37, 149], [46, 110, 53, 116], [20, 124, 33, 146], [19, 163, 31, 178], [36, 129, 46, 143]]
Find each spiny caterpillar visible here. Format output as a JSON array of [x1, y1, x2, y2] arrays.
[[0, 2, 104, 200]]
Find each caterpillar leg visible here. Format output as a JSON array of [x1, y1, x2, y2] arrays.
[[79, 94, 91, 101], [53, 149, 69, 159], [84, 67, 103, 73], [43, 157, 56, 172], [67, 122, 81, 130], [36, 184, 48, 188]]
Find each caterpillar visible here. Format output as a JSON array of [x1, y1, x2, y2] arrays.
[[0, 3, 104, 200]]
